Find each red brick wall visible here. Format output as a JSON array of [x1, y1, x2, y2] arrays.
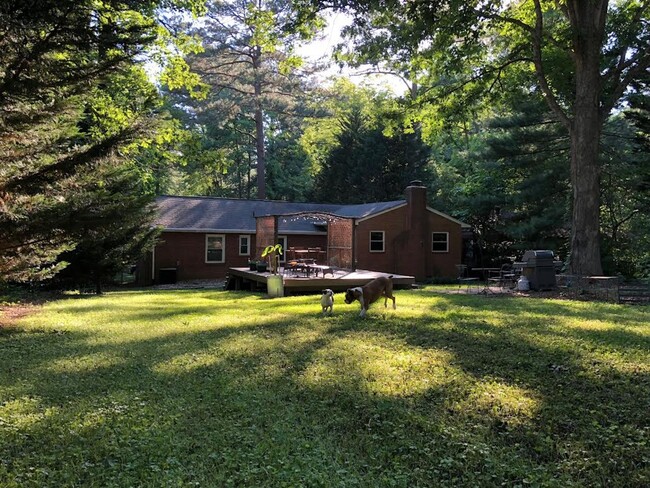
[[154, 232, 250, 281], [356, 207, 408, 275], [426, 212, 462, 279], [355, 208, 462, 280], [152, 231, 327, 282], [149, 209, 461, 283]]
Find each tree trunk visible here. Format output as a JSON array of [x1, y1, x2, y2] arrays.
[[569, 108, 602, 276], [254, 102, 266, 199], [252, 47, 266, 200], [567, 0, 607, 276]]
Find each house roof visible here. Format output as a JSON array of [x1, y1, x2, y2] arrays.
[[155, 196, 406, 234], [155, 195, 468, 233]]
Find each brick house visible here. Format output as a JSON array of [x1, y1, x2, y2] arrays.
[[140, 182, 469, 284]]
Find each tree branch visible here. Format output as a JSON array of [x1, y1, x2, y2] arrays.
[[530, 0, 571, 129], [601, 53, 650, 117], [1, 127, 138, 194]]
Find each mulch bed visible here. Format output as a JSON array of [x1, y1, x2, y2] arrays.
[[441, 286, 619, 302], [151, 279, 226, 290], [0, 303, 41, 329]]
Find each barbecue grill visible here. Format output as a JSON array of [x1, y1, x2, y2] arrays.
[[518, 250, 556, 290]]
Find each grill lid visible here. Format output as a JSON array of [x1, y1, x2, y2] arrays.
[[522, 250, 555, 266]]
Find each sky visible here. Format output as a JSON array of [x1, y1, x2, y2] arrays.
[[295, 12, 406, 95], [147, 10, 406, 95]]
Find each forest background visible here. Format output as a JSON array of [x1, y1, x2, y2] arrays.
[[1, 0, 649, 291]]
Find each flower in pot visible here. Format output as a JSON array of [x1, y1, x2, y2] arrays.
[[248, 259, 258, 271]]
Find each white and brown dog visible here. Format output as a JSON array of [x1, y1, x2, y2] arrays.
[[344, 275, 396, 317], [320, 288, 334, 315]]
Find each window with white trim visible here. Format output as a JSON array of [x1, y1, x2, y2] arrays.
[[432, 232, 449, 252], [206, 234, 225, 263], [369, 231, 385, 252], [239, 235, 250, 256]]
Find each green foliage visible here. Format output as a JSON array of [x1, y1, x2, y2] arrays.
[[470, 100, 570, 261], [605, 92, 650, 278], [159, 55, 209, 99], [262, 243, 283, 274], [306, 80, 431, 203], [52, 165, 160, 294], [0, 0, 202, 283], [162, 0, 323, 199], [310, 111, 430, 203], [266, 131, 313, 201], [1, 288, 649, 486]]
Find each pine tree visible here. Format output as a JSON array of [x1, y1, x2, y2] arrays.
[[311, 106, 430, 203], [0, 0, 200, 284], [175, 0, 322, 199], [54, 166, 160, 294]]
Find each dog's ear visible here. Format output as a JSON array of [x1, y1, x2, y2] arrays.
[[345, 288, 360, 300]]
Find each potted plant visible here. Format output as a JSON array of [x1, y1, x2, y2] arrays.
[[262, 244, 284, 297], [248, 259, 258, 271], [262, 244, 283, 274], [255, 260, 268, 273]]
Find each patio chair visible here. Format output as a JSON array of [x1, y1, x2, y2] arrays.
[[456, 264, 479, 292], [307, 247, 321, 263], [285, 247, 296, 261], [283, 251, 304, 276], [488, 263, 516, 289]]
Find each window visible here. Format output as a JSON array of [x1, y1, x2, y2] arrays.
[[239, 235, 250, 256], [369, 231, 385, 252], [432, 232, 449, 253], [206, 234, 225, 263]]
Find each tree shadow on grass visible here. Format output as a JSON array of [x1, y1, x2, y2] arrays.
[[374, 293, 650, 479], [419, 291, 650, 353], [1, 292, 648, 487], [425, 288, 650, 326]]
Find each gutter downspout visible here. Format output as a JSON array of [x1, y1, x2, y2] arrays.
[[151, 247, 156, 284]]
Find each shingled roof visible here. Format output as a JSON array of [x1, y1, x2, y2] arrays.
[[155, 196, 407, 234]]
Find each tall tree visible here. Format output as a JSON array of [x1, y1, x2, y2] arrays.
[[300, 0, 650, 275], [54, 164, 160, 294], [436, 98, 572, 265], [311, 100, 431, 203], [0, 0, 203, 282], [599, 114, 650, 276], [311, 106, 368, 203], [266, 129, 313, 201], [180, 0, 322, 199], [615, 86, 650, 276]]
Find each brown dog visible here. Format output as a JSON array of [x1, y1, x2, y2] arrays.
[[344, 275, 396, 317]]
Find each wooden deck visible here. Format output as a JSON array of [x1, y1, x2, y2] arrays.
[[226, 267, 415, 295]]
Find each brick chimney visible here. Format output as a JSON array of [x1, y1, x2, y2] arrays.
[[404, 180, 428, 280], [406, 180, 427, 230]]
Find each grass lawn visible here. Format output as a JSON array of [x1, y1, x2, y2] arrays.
[[1, 287, 649, 487]]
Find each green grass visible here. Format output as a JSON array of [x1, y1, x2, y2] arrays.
[[1, 288, 649, 487]]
